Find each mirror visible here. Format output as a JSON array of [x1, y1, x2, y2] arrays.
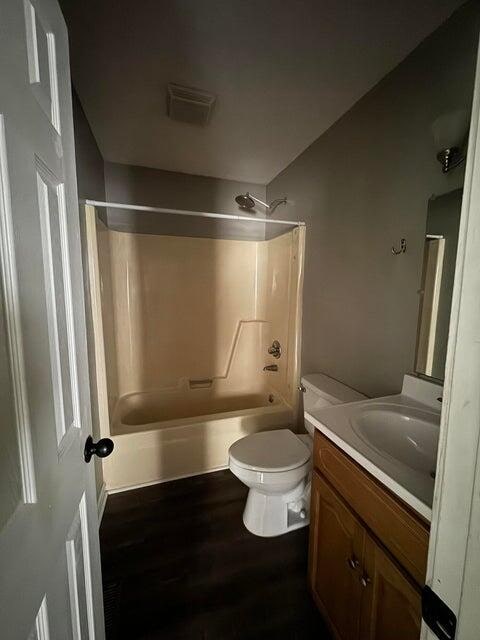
[[415, 189, 462, 381]]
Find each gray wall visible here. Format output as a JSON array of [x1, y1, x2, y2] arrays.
[[72, 89, 106, 201], [104, 161, 265, 213], [103, 161, 268, 239], [267, 1, 480, 397]]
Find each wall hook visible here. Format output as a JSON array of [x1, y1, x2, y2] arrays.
[[392, 238, 407, 255]]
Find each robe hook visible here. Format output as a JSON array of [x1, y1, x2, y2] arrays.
[[392, 238, 407, 255]]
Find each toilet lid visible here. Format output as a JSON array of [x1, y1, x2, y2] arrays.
[[229, 429, 311, 472]]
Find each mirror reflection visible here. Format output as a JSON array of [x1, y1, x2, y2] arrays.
[[415, 189, 462, 381]]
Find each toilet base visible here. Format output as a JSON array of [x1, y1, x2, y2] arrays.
[[242, 478, 311, 537]]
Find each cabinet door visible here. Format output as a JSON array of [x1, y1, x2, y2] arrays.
[[309, 471, 365, 640], [359, 533, 422, 640]]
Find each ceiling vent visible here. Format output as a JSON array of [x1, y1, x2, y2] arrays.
[[167, 83, 216, 126]]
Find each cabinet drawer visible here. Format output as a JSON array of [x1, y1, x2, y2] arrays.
[[313, 431, 429, 586]]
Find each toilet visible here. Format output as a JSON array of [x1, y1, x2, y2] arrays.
[[229, 373, 366, 537]]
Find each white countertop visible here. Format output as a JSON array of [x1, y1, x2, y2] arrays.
[[306, 382, 442, 521]]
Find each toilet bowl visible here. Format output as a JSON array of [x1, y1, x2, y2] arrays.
[[228, 373, 365, 537]]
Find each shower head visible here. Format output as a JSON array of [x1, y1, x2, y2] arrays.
[[235, 193, 256, 210], [235, 192, 288, 214]]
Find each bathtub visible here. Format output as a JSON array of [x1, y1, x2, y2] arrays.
[[103, 388, 294, 491]]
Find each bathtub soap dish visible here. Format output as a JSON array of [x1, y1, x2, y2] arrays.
[[189, 378, 213, 389]]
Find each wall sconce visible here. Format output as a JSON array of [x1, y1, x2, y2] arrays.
[[431, 109, 469, 173]]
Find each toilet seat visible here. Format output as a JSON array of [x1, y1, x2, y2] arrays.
[[229, 429, 310, 472], [229, 456, 310, 489]]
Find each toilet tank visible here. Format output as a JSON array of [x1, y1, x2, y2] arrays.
[[301, 373, 366, 436]]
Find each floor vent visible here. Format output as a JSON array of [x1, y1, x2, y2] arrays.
[[103, 580, 122, 638]]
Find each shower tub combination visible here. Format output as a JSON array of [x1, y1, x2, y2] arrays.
[[85, 202, 305, 492], [105, 386, 293, 491]]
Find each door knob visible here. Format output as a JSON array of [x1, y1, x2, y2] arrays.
[[360, 575, 371, 588], [347, 557, 360, 570], [84, 435, 114, 463]]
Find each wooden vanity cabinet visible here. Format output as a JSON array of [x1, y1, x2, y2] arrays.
[[359, 531, 422, 640], [308, 432, 429, 640], [309, 472, 364, 639]]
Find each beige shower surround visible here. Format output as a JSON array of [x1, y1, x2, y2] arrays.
[[109, 227, 301, 407], [86, 204, 304, 489]]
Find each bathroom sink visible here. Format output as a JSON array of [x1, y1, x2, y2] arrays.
[[351, 403, 439, 474], [304, 375, 443, 520]]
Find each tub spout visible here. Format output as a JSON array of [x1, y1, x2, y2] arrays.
[[263, 364, 278, 372]]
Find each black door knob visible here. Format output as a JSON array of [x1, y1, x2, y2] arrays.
[[84, 435, 114, 463]]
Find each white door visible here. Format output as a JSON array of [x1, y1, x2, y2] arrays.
[[0, 0, 105, 638]]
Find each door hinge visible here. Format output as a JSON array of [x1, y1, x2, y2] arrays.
[[422, 586, 457, 640]]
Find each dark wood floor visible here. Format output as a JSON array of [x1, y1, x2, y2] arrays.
[[100, 469, 331, 640]]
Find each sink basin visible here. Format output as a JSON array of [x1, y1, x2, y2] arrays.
[[305, 375, 443, 520], [351, 403, 440, 474]]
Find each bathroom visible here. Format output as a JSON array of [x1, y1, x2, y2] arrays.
[[68, 0, 479, 637], [2, 0, 480, 639]]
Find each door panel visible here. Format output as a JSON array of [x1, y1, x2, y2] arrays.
[[0, 273, 23, 527], [36, 157, 80, 447], [66, 495, 96, 639], [0, 0, 104, 638], [309, 470, 364, 640], [24, 0, 59, 128], [0, 115, 37, 516], [360, 533, 422, 640]]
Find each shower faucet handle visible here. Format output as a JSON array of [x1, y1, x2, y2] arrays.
[[267, 340, 282, 359]]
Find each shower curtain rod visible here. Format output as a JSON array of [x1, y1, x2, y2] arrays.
[[82, 199, 305, 227]]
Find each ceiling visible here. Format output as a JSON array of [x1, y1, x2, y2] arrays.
[[62, 0, 465, 185]]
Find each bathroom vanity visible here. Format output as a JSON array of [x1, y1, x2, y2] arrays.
[[308, 431, 429, 639], [305, 375, 442, 640]]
